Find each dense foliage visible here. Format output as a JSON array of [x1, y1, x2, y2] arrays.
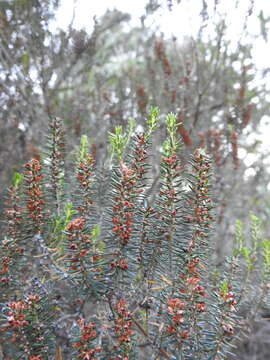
[[0, 111, 269, 359]]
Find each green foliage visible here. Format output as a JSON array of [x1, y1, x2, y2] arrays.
[[146, 106, 159, 138], [262, 240, 270, 270], [0, 110, 269, 360], [78, 135, 90, 162], [109, 125, 127, 161], [12, 171, 23, 188], [109, 118, 136, 162], [235, 219, 244, 253], [163, 112, 180, 156], [49, 202, 77, 250]]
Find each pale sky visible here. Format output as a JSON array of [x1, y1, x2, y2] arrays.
[[54, 0, 269, 70]]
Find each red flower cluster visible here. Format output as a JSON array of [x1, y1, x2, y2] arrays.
[[27, 294, 41, 304], [155, 40, 172, 76], [242, 103, 254, 128], [29, 355, 44, 360], [1, 182, 25, 285], [196, 302, 206, 312], [6, 300, 29, 329], [66, 217, 86, 232], [49, 117, 65, 200], [166, 298, 189, 339], [111, 134, 150, 255], [162, 154, 177, 167], [136, 86, 148, 114], [0, 294, 48, 359], [205, 129, 223, 167], [187, 257, 199, 275], [185, 149, 213, 233], [131, 134, 148, 180], [0, 256, 11, 282], [111, 163, 136, 247], [114, 299, 133, 345], [77, 154, 95, 216], [112, 211, 133, 246], [77, 155, 95, 187], [24, 159, 45, 232], [74, 319, 102, 360], [178, 118, 193, 147], [3, 294, 41, 332], [200, 129, 223, 167], [66, 217, 90, 272], [222, 322, 235, 335], [5, 184, 23, 240], [212, 130, 222, 166], [230, 131, 239, 169], [167, 298, 185, 325], [185, 276, 200, 287], [111, 258, 128, 270], [177, 258, 207, 339], [220, 287, 237, 312], [159, 152, 182, 221], [182, 258, 207, 313]]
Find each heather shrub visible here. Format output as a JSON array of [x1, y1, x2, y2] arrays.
[[0, 109, 269, 360]]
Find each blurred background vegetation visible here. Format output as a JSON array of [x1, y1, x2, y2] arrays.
[[0, 1, 269, 357]]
